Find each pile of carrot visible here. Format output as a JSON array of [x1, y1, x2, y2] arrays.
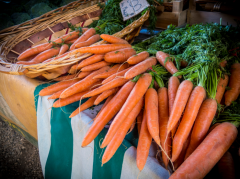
[[36, 33, 240, 178]]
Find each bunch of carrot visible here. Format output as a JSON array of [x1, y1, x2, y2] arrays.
[[37, 33, 239, 178]]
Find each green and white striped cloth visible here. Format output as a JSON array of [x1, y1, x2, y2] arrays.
[[35, 83, 169, 179]]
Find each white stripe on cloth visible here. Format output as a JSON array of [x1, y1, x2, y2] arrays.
[[71, 104, 103, 179], [120, 146, 170, 179], [37, 96, 54, 177]]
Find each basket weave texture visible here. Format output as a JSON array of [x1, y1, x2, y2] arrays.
[[0, 0, 149, 76]]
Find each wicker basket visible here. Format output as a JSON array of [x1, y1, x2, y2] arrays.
[[0, 0, 149, 78]]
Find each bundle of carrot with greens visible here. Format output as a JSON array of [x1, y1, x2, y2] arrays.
[[37, 23, 240, 178]]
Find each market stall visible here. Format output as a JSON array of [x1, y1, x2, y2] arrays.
[[1, 0, 240, 179]]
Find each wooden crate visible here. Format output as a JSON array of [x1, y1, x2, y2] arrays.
[[145, 0, 188, 29], [187, 0, 240, 26]]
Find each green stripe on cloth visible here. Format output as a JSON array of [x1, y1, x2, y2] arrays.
[[92, 126, 138, 179]]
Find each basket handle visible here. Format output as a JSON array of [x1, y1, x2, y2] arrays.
[[0, 64, 28, 75]]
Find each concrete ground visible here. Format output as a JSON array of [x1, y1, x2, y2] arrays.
[[0, 117, 43, 179]]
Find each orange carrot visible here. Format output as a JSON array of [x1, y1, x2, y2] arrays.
[[225, 63, 240, 106], [39, 78, 81, 96], [69, 95, 99, 118], [220, 60, 227, 68], [48, 89, 65, 100], [77, 44, 132, 54], [215, 74, 229, 103], [18, 54, 38, 61], [217, 151, 236, 179], [94, 87, 119, 105], [65, 38, 78, 44], [69, 28, 96, 50], [17, 43, 53, 61], [168, 76, 180, 138], [83, 78, 129, 98], [81, 81, 135, 147], [102, 67, 132, 84], [100, 73, 152, 148], [156, 51, 180, 78], [53, 90, 90, 107], [53, 74, 78, 81], [76, 54, 104, 70], [169, 122, 238, 179], [17, 47, 60, 65], [75, 34, 100, 48], [93, 63, 129, 79], [59, 44, 69, 55], [145, 88, 160, 145], [60, 66, 110, 98], [136, 109, 152, 171], [104, 48, 136, 63], [53, 29, 88, 44], [184, 99, 217, 160], [100, 34, 129, 44], [158, 87, 171, 168], [127, 51, 149, 65], [167, 80, 193, 132], [77, 71, 92, 78], [172, 86, 206, 162], [137, 110, 143, 136], [81, 61, 111, 72], [94, 94, 114, 119], [124, 57, 157, 79], [102, 98, 144, 164], [173, 136, 190, 170]]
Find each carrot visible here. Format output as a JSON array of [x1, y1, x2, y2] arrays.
[[167, 80, 193, 132], [102, 98, 144, 164], [48, 89, 65, 100], [217, 151, 236, 179], [77, 44, 132, 54], [180, 60, 188, 67], [184, 98, 217, 160], [156, 51, 180, 78], [77, 71, 92, 78], [43, 51, 70, 63], [102, 67, 132, 84], [100, 34, 129, 44], [104, 48, 136, 63], [53, 74, 78, 81], [69, 95, 99, 118], [69, 28, 96, 50], [127, 51, 149, 65], [94, 87, 119, 105], [81, 61, 111, 72], [60, 66, 110, 98], [100, 73, 152, 148], [59, 44, 69, 55], [93, 63, 129, 79], [220, 60, 227, 68], [83, 78, 129, 98], [173, 135, 190, 170], [144, 88, 160, 145], [76, 54, 104, 70], [75, 34, 100, 48], [137, 110, 143, 135], [215, 74, 229, 103], [17, 43, 53, 61], [225, 63, 240, 106], [65, 38, 78, 44], [95, 94, 114, 119], [172, 86, 206, 162], [136, 109, 152, 171], [18, 54, 38, 61], [39, 78, 81, 96], [17, 47, 60, 65], [81, 81, 135, 147], [53, 90, 90, 107], [54, 29, 88, 44], [168, 76, 180, 138], [169, 122, 238, 179], [124, 57, 157, 80], [158, 87, 171, 168]]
